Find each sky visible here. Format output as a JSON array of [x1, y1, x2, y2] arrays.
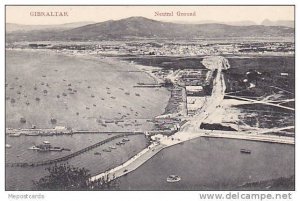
[[6, 6, 294, 25]]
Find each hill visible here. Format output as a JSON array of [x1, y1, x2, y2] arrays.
[[6, 21, 95, 33], [6, 17, 294, 41], [261, 19, 294, 28]]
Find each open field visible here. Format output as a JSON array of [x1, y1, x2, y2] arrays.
[[122, 56, 207, 70], [6, 50, 170, 130], [222, 56, 294, 131], [225, 56, 295, 96]]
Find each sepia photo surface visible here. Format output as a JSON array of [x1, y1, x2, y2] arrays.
[[5, 5, 295, 191]]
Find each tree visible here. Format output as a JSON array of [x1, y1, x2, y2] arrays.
[[89, 173, 120, 190], [33, 164, 91, 190]]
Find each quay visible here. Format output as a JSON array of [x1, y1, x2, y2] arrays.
[[90, 142, 167, 184], [6, 127, 144, 137]]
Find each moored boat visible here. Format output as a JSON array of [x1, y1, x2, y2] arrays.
[[122, 138, 130, 142], [28, 141, 64, 152], [167, 175, 181, 183], [103, 148, 111, 152], [28, 145, 40, 150], [116, 142, 125, 145], [240, 149, 251, 154]]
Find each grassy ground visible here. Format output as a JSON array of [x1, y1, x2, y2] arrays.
[[238, 175, 295, 190], [223, 56, 295, 131], [225, 56, 295, 96]]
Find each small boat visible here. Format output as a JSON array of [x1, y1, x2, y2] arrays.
[[103, 148, 111, 152], [109, 146, 116, 149], [122, 138, 130, 142], [48, 147, 63, 152], [167, 175, 181, 183], [43, 141, 50, 144], [28, 146, 40, 150], [240, 149, 251, 154], [37, 148, 61, 152], [94, 152, 101, 155], [116, 142, 125, 146], [5, 144, 12, 148]]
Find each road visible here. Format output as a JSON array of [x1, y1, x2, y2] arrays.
[[225, 94, 295, 111], [180, 56, 227, 132], [173, 130, 294, 145]]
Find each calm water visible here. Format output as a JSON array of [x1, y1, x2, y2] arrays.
[[6, 133, 116, 163], [117, 138, 294, 190], [6, 50, 170, 130], [6, 134, 147, 190]]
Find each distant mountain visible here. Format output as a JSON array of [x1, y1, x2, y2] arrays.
[[171, 20, 257, 26], [6, 21, 95, 33], [6, 17, 294, 42], [261, 19, 294, 28], [225, 20, 257, 26]]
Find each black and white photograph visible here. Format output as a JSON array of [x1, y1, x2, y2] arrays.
[[4, 5, 295, 193]]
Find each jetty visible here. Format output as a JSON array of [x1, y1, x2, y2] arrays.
[[6, 132, 143, 168]]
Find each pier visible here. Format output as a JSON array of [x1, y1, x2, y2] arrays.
[[6, 132, 144, 168]]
